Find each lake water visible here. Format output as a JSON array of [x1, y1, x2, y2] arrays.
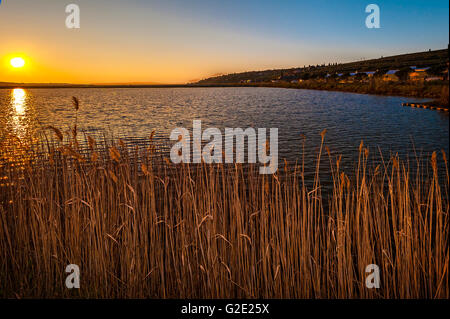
[[0, 87, 448, 172]]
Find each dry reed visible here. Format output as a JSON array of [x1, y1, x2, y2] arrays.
[[0, 131, 448, 299]]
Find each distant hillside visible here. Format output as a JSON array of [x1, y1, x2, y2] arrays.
[[197, 49, 449, 84]]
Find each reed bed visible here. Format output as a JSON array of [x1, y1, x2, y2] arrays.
[[0, 130, 448, 299]]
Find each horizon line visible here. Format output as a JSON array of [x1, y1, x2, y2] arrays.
[[1, 47, 448, 87]]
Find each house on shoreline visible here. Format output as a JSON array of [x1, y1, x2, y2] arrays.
[[364, 71, 376, 77], [409, 67, 430, 82], [383, 70, 400, 82]]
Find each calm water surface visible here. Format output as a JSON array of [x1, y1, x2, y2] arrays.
[[0, 87, 448, 170]]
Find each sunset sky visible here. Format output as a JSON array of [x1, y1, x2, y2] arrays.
[[0, 0, 448, 84]]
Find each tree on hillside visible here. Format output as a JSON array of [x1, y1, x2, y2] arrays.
[[299, 72, 311, 80], [354, 73, 368, 81], [316, 71, 327, 79], [374, 69, 388, 78], [395, 67, 412, 82], [428, 65, 446, 76]]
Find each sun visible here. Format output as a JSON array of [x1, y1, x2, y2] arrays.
[[10, 57, 25, 68]]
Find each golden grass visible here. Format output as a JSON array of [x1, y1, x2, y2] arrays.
[[0, 132, 448, 298]]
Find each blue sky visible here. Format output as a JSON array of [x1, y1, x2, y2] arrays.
[[140, 0, 448, 53], [0, 0, 448, 83]]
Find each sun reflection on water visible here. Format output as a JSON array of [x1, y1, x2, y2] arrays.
[[0, 89, 40, 172], [11, 88, 28, 138], [12, 88, 26, 115]]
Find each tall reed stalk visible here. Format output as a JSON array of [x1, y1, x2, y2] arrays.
[[0, 132, 448, 298]]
